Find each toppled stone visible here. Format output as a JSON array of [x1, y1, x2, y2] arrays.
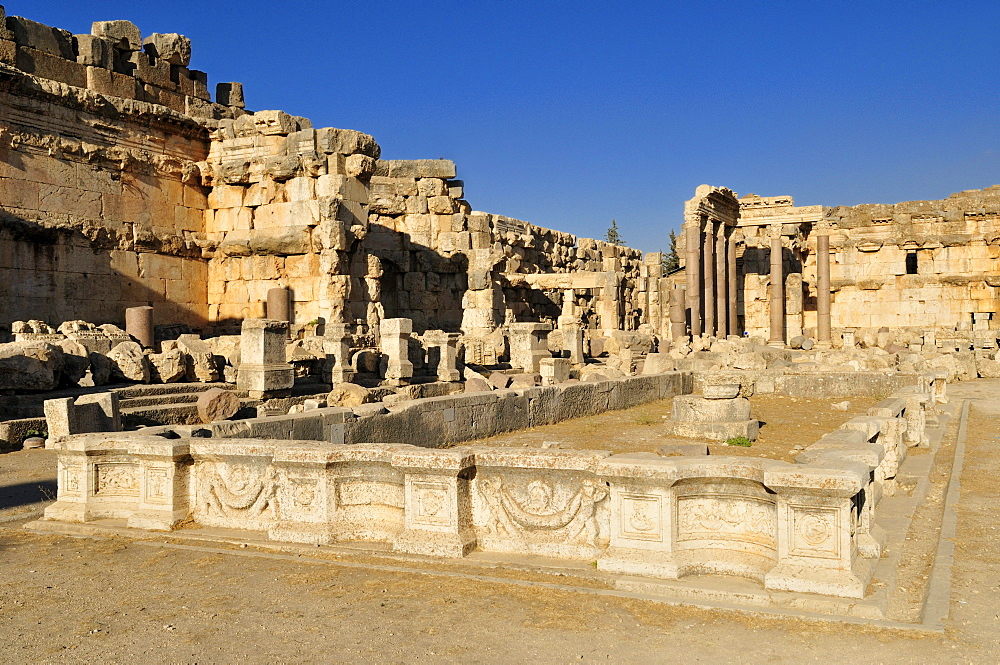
[[641, 353, 675, 375], [510, 373, 541, 388], [149, 348, 186, 383], [831, 400, 850, 411], [488, 372, 512, 390], [108, 341, 150, 383], [177, 335, 221, 382], [0, 342, 64, 391], [657, 443, 710, 457], [85, 352, 112, 387], [327, 382, 373, 407], [464, 377, 492, 393], [196, 388, 240, 423], [57, 339, 90, 386]]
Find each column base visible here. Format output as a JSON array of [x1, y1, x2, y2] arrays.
[[764, 559, 872, 599], [393, 528, 476, 558], [597, 548, 680, 579]]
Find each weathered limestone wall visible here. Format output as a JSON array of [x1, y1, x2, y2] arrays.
[[826, 186, 1000, 331], [0, 8, 248, 330], [0, 65, 210, 327], [733, 187, 1000, 341]]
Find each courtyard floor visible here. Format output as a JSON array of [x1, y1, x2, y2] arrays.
[[0, 382, 997, 662]]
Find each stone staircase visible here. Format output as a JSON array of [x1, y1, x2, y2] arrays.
[[115, 383, 255, 428]]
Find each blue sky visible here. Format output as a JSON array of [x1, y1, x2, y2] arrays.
[[10, 1, 1000, 254]]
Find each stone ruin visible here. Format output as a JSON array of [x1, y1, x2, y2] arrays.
[[0, 6, 987, 608]]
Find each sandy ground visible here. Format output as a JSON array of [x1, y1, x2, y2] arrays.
[[470, 393, 879, 462], [0, 383, 999, 663]]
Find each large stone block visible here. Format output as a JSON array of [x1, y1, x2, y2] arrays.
[[91, 20, 142, 51], [142, 33, 191, 66], [0, 341, 63, 391], [7, 15, 74, 58]]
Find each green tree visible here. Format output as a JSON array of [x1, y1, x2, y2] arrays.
[[662, 229, 680, 272], [605, 219, 624, 245]]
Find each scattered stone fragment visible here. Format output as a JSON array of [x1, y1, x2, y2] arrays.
[[327, 382, 373, 407], [196, 387, 240, 423], [108, 341, 150, 383]]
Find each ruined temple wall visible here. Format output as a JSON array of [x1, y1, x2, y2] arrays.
[[733, 187, 1000, 338], [0, 7, 252, 331], [826, 186, 1000, 331], [0, 69, 211, 328]]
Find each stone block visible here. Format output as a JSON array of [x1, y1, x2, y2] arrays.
[[16, 45, 87, 87], [91, 20, 142, 51], [197, 388, 240, 423], [142, 33, 190, 66], [671, 395, 751, 423], [8, 15, 74, 58], [216, 82, 244, 107]]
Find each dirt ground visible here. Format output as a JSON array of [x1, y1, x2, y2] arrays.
[[1, 383, 999, 663], [470, 393, 879, 462]]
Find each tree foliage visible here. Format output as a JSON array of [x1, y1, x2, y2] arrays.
[[604, 219, 624, 245], [662, 229, 680, 272]]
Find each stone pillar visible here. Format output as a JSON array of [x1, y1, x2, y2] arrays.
[[558, 316, 585, 365], [425, 330, 461, 382], [125, 306, 154, 349], [769, 233, 785, 345], [702, 220, 715, 337], [236, 318, 295, 398], [266, 287, 290, 323], [380, 318, 414, 385], [323, 322, 354, 384], [715, 222, 727, 337], [727, 228, 738, 336], [817, 233, 832, 346], [509, 322, 552, 373], [685, 223, 702, 336], [669, 286, 686, 342]]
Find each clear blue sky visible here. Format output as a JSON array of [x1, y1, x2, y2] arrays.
[[10, 0, 1000, 254]]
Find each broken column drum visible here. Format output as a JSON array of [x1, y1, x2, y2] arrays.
[[125, 306, 154, 349]]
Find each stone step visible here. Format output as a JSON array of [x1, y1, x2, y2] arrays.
[[113, 382, 236, 399], [119, 392, 204, 408], [121, 395, 258, 428]]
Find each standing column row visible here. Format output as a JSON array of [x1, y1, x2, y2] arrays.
[[686, 217, 738, 339]]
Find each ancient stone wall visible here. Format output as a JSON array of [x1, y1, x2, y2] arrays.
[[734, 187, 1000, 340], [0, 7, 248, 330]]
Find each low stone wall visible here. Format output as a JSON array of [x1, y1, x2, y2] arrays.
[[693, 370, 921, 399], [41, 373, 933, 598], [159, 372, 692, 447]]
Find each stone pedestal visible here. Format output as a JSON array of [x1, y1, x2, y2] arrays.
[[237, 318, 295, 398], [669, 394, 758, 440], [425, 330, 461, 382], [558, 316, 585, 365], [509, 322, 552, 373], [323, 323, 354, 384], [539, 357, 571, 385], [380, 318, 413, 385], [125, 306, 154, 349]]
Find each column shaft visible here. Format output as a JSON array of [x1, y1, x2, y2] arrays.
[[702, 220, 715, 337], [817, 234, 832, 344], [769, 235, 785, 344], [727, 228, 738, 336], [685, 223, 702, 336], [715, 223, 727, 337]]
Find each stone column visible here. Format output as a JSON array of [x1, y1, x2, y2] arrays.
[[702, 220, 715, 337], [769, 232, 785, 345], [816, 232, 832, 346], [380, 318, 413, 385], [266, 287, 290, 323], [669, 286, 686, 342], [685, 222, 702, 336], [509, 322, 552, 373], [727, 228, 738, 336], [323, 322, 354, 384], [715, 222, 727, 337], [125, 306, 154, 349], [425, 330, 461, 382]]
